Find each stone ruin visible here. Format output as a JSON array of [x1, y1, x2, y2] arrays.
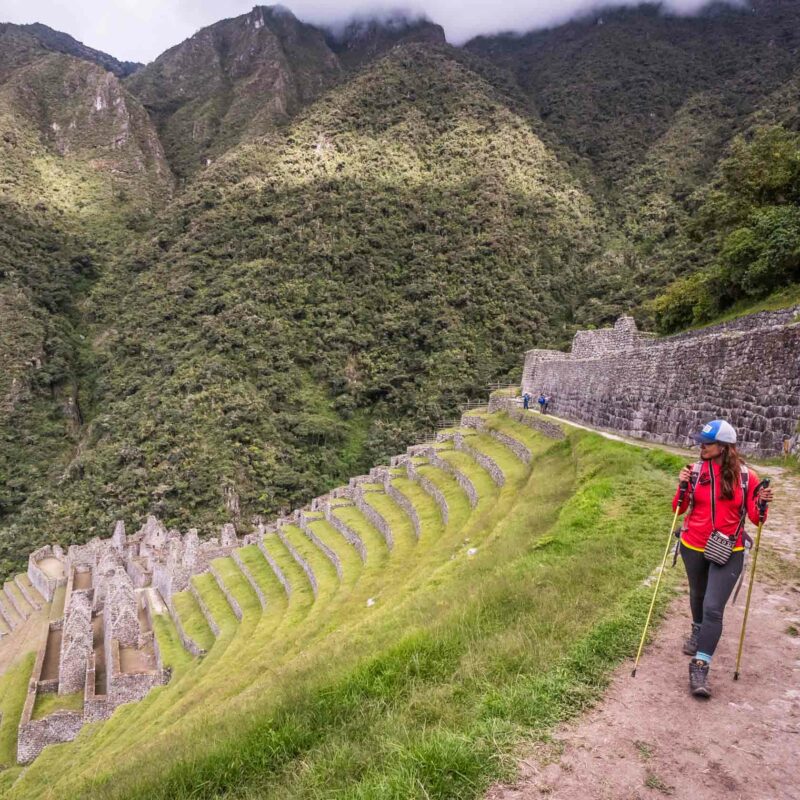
[[521, 307, 800, 456], [17, 515, 241, 763]]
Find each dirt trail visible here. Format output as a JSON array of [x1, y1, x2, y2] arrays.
[[488, 466, 800, 800]]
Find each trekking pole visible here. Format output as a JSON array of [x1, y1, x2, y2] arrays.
[[734, 478, 771, 681], [632, 480, 688, 677]]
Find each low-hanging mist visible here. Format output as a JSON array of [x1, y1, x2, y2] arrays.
[[2, 0, 749, 62]]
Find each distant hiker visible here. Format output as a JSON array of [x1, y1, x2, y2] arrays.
[[523, 392, 531, 410], [673, 420, 773, 698], [537, 393, 546, 413], [543, 395, 551, 414]]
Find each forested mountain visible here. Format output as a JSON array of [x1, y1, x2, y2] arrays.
[[126, 7, 445, 178], [1, 1, 799, 573]]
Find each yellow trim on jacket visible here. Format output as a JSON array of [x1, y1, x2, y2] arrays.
[[680, 536, 745, 553]]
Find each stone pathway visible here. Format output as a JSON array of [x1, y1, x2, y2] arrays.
[[486, 447, 800, 800]]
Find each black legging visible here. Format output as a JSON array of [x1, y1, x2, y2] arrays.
[[680, 543, 744, 658]]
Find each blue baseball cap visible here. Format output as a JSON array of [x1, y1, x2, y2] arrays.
[[690, 420, 737, 445]]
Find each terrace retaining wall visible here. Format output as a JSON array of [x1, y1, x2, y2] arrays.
[[521, 310, 800, 455]]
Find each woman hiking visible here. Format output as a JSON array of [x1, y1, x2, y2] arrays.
[[673, 419, 773, 698]]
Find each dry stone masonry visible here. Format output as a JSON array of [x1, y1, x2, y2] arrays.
[[15, 515, 243, 763], [521, 309, 800, 455]]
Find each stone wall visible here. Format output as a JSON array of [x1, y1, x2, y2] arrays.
[[404, 459, 449, 525], [166, 598, 207, 657], [232, 551, 267, 609], [209, 563, 243, 621], [380, 475, 422, 539], [322, 504, 368, 562], [423, 448, 479, 508], [17, 709, 84, 764], [58, 590, 92, 694], [352, 489, 394, 550], [17, 625, 84, 763], [15, 575, 43, 611], [257, 530, 292, 596], [277, 528, 318, 597], [4, 584, 29, 620], [106, 639, 165, 708], [488, 400, 566, 440], [84, 653, 112, 723], [521, 310, 800, 455], [27, 545, 66, 602], [298, 513, 343, 579], [450, 432, 504, 487], [189, 579, 220, 637]]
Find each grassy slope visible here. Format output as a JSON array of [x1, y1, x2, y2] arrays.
[[4, 422, 684, 799], [0, 653, 34, 768]]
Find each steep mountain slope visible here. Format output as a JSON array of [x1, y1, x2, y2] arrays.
[[466, 0, 800, 322], [126, 6, 445, 179], [2, 42, 601, 551], [1, 1, 799, 574], [0, 27, 173, 573], [4, 22, 141, 76], [466, 0, 800, 189]]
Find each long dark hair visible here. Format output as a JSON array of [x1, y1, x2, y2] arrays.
[[719, 444, 744, 500]]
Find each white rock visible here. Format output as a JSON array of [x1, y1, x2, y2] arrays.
[[467, 547, 478, 557], [366, 597, 375, 607]]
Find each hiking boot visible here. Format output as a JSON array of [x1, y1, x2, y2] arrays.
[[689, 659, 711, 698], [683, 623, 701, 656]]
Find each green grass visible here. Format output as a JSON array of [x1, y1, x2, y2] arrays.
[[1, 421, 688, 799], [331, 507, 391, 569], [14, 576, 42, 608], [170, 591, 215, 652], [234, 546, 290, 616], [438, 448, 498, 504], [3, 584, 31, 618], [210, 559, 261, 620], [31, 691, 83, 721], [361, 492, 417, 559], [190, 574, 238, 635], [150, 610, 195, 677], [0, 652, 35, 768], [459, 429, 528, 485], [0, 600, 21, 629], [304, 520, 362, 588]]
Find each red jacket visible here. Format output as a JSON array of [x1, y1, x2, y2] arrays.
[[672, 461, 767, 551]]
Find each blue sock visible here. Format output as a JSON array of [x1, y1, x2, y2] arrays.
[[695, 651, 712, 664]]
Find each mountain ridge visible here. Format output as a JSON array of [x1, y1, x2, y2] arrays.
[[0, 0, 798, 575]]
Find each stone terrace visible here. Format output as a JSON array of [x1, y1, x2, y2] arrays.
[[5, 405, 559, 764]]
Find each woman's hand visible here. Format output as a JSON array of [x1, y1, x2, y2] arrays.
[[678, 466, 692, 485], [758, 486, 774, 504]]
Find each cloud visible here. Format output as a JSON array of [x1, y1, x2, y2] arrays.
[[0, 0, 749, 63]]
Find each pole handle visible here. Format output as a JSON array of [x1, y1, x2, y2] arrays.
[[757, 477, 771, 522]]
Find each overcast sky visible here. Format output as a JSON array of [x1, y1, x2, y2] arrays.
[[0, 0, 746, 63]]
